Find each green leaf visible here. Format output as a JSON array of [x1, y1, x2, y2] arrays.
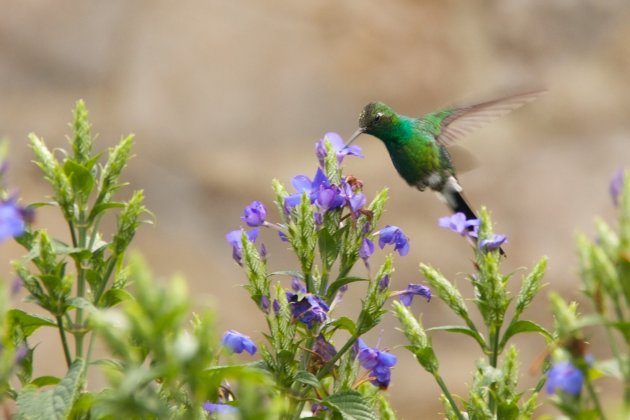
[[29, 376, 61, 387], [427, 325, 486, 349], [63, 159, 95, 198], [323, 390, 376, 420], [98, 288, 133, 308], [318, 227, 341, 271], [87, 202, 126, 223], [327, 316, 357, 336], [293, 371, 321, 389], [267, 270, 304, 279], [16, 358, 85, 420], [7, 309, 56, 337], [500, 320, 551, 350]]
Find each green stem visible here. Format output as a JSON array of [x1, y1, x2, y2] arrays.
[[585, 375, 606, 420], [74, 211, 88, 359], [433, 372, 465, 420], [487, 324, 501, 414], [56, 315, 72, 367]]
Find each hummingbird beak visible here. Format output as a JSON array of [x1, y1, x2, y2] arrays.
[[344, 127, 365, 148]]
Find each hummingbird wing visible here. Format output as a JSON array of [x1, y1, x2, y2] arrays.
[[434, 90, 545, 146]]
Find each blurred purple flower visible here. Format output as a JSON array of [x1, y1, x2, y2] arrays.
[[316, 132, 363, 167], [0, 199, 26, 242], [221, 330, 257, 355], [546, 361, 584, 396], [377, 225, 410, 256], [438, 212, 479, 238], [479, 234, 507, 252], [203, 402, 238, 413], [241, 200, 267, 227], [225, 228, 259, 265], [260, 295, 270, 313], [399, 283, 432, 306], [610, 168, 625, 206], [356, 339, 397, 389], [287, 292, 329, 328], [291, 277, 306, 293]]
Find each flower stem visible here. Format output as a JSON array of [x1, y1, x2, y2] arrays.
[[433, 372, 465, 420], [56, 315, 72, 367]]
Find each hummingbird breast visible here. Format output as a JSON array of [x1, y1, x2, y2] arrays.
[[384, 134, 443, 190]]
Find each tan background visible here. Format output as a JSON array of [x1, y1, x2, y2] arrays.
[[1, 1, 629, 418]]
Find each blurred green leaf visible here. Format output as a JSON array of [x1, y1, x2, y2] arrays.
[[323, 390, 376, 420]]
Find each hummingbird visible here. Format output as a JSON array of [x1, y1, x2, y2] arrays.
[[345, 91, 543, 249]]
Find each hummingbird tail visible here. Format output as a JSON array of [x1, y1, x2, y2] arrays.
[[440, 178, 506, 256]]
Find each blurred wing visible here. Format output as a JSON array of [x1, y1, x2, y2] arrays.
[[437, 90, 545, 146]]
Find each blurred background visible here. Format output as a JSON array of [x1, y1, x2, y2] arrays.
[[1, 1, 629, 417]]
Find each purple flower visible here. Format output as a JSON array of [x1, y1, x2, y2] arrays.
[[287, 292, 329, 328], [284, 168, 330, 210], [399, 283, 432, 306], [312, 334, 337, 364], [610, 168, 625, 206], [316, 132, 363, 167], [221, 330, 257, 355], [356, 339, 397, 389], [438, 212, 479, 237], [378, 275, 390, 291], [260, 295, 270, 313], [291, 277, 306, 293], [340, 180, 366, 215], [241, 200, 267, 227], [479, 234, 507, 252], [203, 402, 238, 413], [377, 225, 410, 256], [315, 184, 344, 211], [0, 200, 26, 242], [359, 237, 374, 267], [546, 361, 584, 396], [225, 228, 259, 265]]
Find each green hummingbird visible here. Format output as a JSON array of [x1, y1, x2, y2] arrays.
[[345, 91, 543, 226]]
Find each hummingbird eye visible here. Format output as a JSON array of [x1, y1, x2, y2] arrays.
[[373, 112, 384, 123]]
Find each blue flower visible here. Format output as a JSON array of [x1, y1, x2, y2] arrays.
[[610, 168, 625, 206], [399, 283, 432, 306], [438, 212, 479, 237], [287, 292, 329, 328], [546, 361, 584, 396], [315, 184, 344, 211], [0, 200, 26, 242], [316, 132, 363, 166], [377, 225, 410, 256], [340, 180, 366, 216], [202, 402, 238, 413], [291, 277, 306, 293], [378, 275, 390, 291], [359, 237, 374, 267], [479, 234, 507, 252], [356, 339, 397, 389], [221, 330, 257, 355], [225, 228, 259, 265], [241, 200, 267, 227], [284, 168, 330, 210]]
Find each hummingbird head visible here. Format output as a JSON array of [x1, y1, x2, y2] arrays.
[[345, 101, 398, 147], [358, 102, 396, 133]]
